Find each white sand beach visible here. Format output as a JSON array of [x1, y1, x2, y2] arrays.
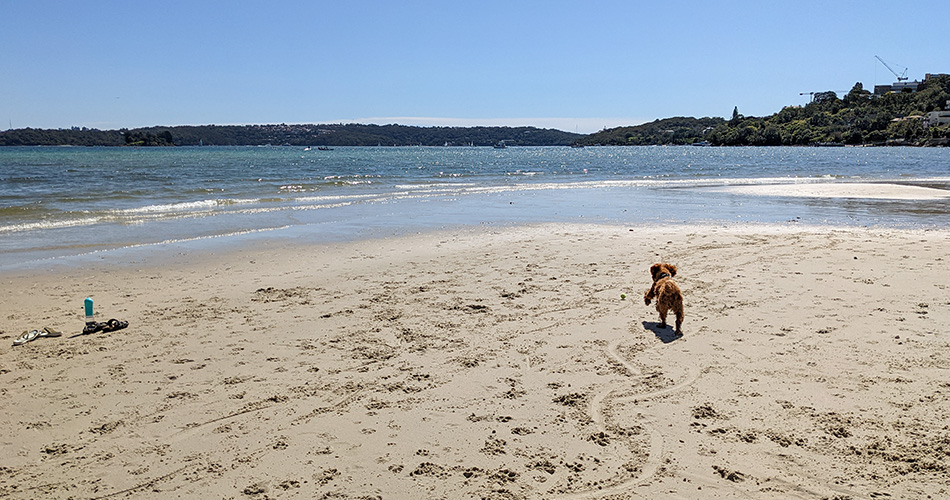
[[1, 223, 949, 499]]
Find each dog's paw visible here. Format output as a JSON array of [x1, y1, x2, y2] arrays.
[[644, 297, 651, 305]]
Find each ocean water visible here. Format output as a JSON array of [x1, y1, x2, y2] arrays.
[[1, 145, 948, 269]]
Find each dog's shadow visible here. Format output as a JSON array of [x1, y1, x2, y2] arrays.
[[642, 321, 683, 343]]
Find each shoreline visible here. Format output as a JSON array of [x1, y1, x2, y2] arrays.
[[2, 222, 949, 498], [4, 216, 947, 277], [3, 143, 950, 147], [5, 177, 950, 273], [4, 146, 950, 271]]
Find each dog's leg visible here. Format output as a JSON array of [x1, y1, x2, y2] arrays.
[[657, 305, 668, 329], [673, 299, 684, 334]]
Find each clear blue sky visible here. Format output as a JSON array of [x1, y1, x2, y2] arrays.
[[2, 1, 948, 133]]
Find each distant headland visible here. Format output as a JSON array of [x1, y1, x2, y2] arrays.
[[0, 124, 582, 148], [578, 73, 950, 147]]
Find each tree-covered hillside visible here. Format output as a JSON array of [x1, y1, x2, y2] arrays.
[[575, 117, 726, 146], [706, 75, 950, 146], [0, 124, 582, 147], [0, 127, 124, 146]]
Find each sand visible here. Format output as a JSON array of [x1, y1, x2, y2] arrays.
[[1, 223, 948, 499], [709, 182, 950, 200]]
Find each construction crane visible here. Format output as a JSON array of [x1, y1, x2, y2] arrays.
[[875, 55, 908, 82]]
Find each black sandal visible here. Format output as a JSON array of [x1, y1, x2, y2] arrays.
[[100, 319, 129, 332], [83, 319, 129, 334]]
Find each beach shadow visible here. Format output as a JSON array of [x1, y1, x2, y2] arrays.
[[642, 321, 683, 344]]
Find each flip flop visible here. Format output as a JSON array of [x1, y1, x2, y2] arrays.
[[13, 330, 40, 346], [39, 327, 62, 338]]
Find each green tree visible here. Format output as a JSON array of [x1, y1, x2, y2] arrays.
[[844, 82, 871, 107]]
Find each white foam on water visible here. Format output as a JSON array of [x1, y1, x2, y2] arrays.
[[0, 216, 104, 234], [116, 198, 261, 214]]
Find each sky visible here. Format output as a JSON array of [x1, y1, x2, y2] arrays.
[[2, 1, 948, 134]]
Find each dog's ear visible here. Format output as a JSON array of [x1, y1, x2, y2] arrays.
[[668, 265, 677, 277], [650, 264, 661, 279]]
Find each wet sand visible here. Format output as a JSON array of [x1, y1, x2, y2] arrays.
[[1, 223, 948, 499], [710, 182, 950, 200]]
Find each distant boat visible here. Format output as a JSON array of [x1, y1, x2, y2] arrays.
[[317, 146, 333, 151], [303, 146, 312, 151], [493, 141, 507, 149]]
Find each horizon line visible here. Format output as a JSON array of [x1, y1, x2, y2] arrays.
[[334, 117, 652, 134], [4, 117, 658, 135]]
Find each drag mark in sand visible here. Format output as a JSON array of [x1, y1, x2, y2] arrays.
[[558, 338, 701, 499], [176, 394, 292, 433], [90, 464, 192, 500], [294, 387, 370, 422]]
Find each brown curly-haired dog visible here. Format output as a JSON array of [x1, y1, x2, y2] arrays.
[[644, 263, 684, 334]]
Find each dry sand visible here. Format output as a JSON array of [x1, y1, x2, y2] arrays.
[[1, 223, 948, 499]]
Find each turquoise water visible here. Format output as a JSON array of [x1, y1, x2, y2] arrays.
[[1, 146, 948, 268]]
